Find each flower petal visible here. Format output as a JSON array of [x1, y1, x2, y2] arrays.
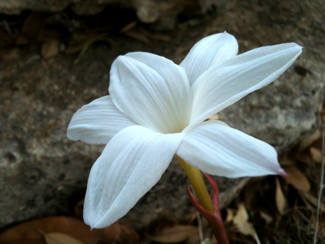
[[109, 52, 192, 133], [190, 43, 302, 125], [177, 121, 285, 178], [180, 32, 238, 84], [83, 125, 183, 228], [67, 96, 135, 144]]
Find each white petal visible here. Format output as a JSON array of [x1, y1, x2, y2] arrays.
[[67, 96, 135, 144], [190, 43, 302, 125], [177, 121, 285, 178], [180, 32, 238, 84], [109, 52, 192, 134], [83, 125, 183, 228]]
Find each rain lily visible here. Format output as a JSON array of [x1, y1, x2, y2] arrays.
[[67, 32, 302, 229]]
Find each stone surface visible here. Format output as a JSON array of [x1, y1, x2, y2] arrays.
[[0, 0, 217, 29], [0, 0, 324, 231]]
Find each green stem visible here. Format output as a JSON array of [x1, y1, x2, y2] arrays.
[[176, 155, 214, 211]]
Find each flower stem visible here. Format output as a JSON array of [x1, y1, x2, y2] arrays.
[[176, 155, 214, 211]]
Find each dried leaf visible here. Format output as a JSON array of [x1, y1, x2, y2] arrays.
[[259, 211, 273, 224], [149, 225, 198, 243], [298, 129, 321, 151], [16, 12, 48, 44], [300, 191, 325, 213], [209, 114, 219, 120], [294, 151, 313, 165], [284, 166, 311, 192], [73, 33, 112, 63], [0, 240, 44, 244], [309, 147, 322, 163], [120, 21, 137, 33], [0, 216, 138, 244], [275, 178, 287, 214], [0, 216, 101, 244], [123, 30, 151, 44], [22, 13, 47, 38], [103, 222, 139, 243], [233, 203, 261, 244], [279, 154, 295, 166], [225, 208, 235, 222], [41, 39, 60, 59], [44, 232, 84, 244]]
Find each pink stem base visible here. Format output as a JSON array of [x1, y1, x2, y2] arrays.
[[186, 174, 229, 244]]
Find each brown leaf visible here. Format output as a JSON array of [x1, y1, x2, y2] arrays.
[[233, 203, 260, 244], [275, 178, 287, 215], [0, 240, 44, 244], [279, 154, 295, 166], [259, 211, 273, 224], [103, 222, 139, 243], [309, 147, 322, 163], [0, 216, 101, 244], [123, 30, 151, 44], [22, 13, 48, 39], [16, 12, 48, 45], [225, 208, 235, 222], [44, 232, 83, 244], [209, 114, 219, 121], [41, 39, 60, 59], [120, 21, 137, 33], [298, 129, 321, 151], [300, 191, 325, 213], [149, 225, 198, 243], [284, 166, 311, 192], [294, 151, 313, 165]]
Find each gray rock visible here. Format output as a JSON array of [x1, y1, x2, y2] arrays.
[[0, 0, 217, 29], [0, 0, 324, 231]]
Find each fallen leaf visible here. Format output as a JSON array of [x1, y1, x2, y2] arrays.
[[123, 29, 151, 44], [233, 203, 261, 244], [279, 154, 295, 166], [41, 39, 60, 59], [72, 33, 113, 63], [209, 114, 219, 121], [298, 129, 321, 151], [225, 208, 235, 222], [103, 222, 139, 243], [283, 166, 311, 193], [0, 240, 44, 244], [300, 191, 325, 213], [149, 225, 198, 243], [0, 216, 100, 244], [22, 13, 48, 39], [16, 12, 48, 45], [120, 21, 137, 33], [309, 147, 322, 163], [259, 211, 273, 224], [275, 178, 287, 215], [44, 232, 83, 244], [294, 151, 313, 165]]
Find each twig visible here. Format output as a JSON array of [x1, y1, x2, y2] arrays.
[[313, 124, 325, 244]]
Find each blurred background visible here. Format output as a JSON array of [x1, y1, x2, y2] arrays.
[[0, 0, 324, 243]]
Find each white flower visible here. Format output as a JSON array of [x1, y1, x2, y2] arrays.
[[67, 32, 302, 228]]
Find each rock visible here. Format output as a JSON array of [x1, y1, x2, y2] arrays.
[[0, 0, 217, 30], [0, 0, 324, 231]]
